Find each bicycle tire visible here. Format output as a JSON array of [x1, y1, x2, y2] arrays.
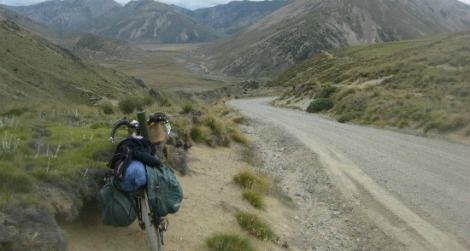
[[142, 192, 163, 251]]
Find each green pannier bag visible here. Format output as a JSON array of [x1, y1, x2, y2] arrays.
[[146, 165, 183, 217], [96, 181, 137, 227]]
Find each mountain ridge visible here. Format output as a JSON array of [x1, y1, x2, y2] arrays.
[[206, 0, 470, 77]]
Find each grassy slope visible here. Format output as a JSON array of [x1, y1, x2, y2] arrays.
[[0, 20, 144, 106], [274, 32, 470, 136]]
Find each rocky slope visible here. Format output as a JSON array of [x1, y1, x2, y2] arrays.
[[187, 0, 290, 35], [12, 0, 120, 32], [207, 0, 470, 76], [0, 19, 145, 105]]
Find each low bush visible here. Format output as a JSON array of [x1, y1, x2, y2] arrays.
[[306, 98, 334, 113], [235, 212, 276, 241], [181, 103, 193, 114], [0, 167, 34, 194], [190, 126, 208, 143], [316, 85, 337, 99], [118, 96, 154, 114], [242, 190, 265, 209], [206, 234, 255, 251], [99, 102, 114, 115]]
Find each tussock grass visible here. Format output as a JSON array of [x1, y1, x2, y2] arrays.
[[233, 170, 268, 192], [235, 212, 276, 241], [230, 129, 249, 144], [274, 32, 470, 136], [242, 190, 265, 209], [206, 234, 255, 251], [232, 116, 247, 124]]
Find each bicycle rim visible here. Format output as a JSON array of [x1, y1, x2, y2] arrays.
[[142, 192, 162, 251]]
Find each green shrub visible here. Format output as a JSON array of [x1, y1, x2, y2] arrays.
[[99, 102, 114, 115], [233, 171, 267, 192], [242, 190, 265, 209], [181, 104, 193, 114], [190, 126, 208, 143], [235, 212, 276, 241], [118, 97, 141, 114], [0, 168, 34, 194], [118, 96, 153, 114], [317, 85, 337, 99], [206, 234, 255, 251], [306, 98, 334, 113]]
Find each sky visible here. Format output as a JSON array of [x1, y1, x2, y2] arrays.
[[0, 0, 469, 10], [0, 0, 266, 10]]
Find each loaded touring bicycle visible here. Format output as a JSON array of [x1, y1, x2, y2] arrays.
[[97, 112, 183, 251]]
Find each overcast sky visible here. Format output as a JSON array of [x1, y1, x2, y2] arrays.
[[0, 0, 267, 9], [0, 0, 469, 10]]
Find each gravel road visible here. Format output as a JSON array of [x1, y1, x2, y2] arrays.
[[230, 98, 470, 251]]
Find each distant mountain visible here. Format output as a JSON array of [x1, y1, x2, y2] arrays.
[[0, 19, 144, 105], [207, 0, 470, 76], [12, 0, 121, 32], [187, 0, 290, 35], [98, 0, 218, 43]]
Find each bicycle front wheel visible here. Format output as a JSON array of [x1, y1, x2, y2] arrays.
[[142, 192, 163, 251]]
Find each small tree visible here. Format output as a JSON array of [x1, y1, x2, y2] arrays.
[[306, 98, 334, 113]]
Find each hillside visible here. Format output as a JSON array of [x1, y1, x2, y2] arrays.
[[12, 0, 120, 32], [0, 20, 145, 105], [272, 32, 470, 137], [207, 0, 470, 77], [188, 0, 290, 35], [0, 4, 58, 39], [98, 0, 218, 43]]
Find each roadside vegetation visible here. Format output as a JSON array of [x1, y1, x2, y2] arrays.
[[235, 212, 277, 241], [0, 94, 247, 210], [206, 234, 255, 251], [274, 32, 470, 136]]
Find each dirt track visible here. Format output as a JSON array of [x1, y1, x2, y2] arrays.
[[230, 98, 470, 251]]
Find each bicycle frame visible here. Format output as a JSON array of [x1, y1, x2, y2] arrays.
[[109, 111, 166, 251]]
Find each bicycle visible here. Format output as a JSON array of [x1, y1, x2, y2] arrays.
[[108, 112, 168, 251]]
